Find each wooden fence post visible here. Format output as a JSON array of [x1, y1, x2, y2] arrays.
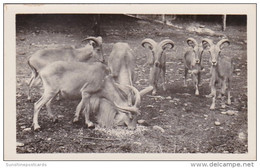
[[162, 14, 166, 24], [222, 14, 227, 31]]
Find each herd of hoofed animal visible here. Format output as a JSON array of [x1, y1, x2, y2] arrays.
[[26, 36, 234, 131]]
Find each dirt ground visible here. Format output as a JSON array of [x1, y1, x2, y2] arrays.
[[16, 14, 248, 153]]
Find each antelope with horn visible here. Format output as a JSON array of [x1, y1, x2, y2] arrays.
[[32, 61, 153, 130], [202, 38, 234, 110], [27, 36, 104, 101], [107, 42, 136, 105], [141, 38, 175, 95], [183, 37, 205, 95]]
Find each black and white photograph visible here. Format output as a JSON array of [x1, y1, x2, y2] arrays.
[[3, 4, 256, 161]]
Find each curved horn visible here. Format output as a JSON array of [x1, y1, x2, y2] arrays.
[[114, 83, 141, 108], [114, 83, 129, 97], [114, 102, 140, 115], [82, 36, 103, 46], [187, 38, 198, 48], [202, 38, 213, 45], [140, 86, 153, 97], [141, 38, 157, 50], [202, 38, 213, 49], [126, 85, 141, 108], [113, 84, 142, 115], [159, 39, 175, 50], [217, 39, 230, 49]]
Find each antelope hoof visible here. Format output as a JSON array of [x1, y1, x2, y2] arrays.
[[210, 104, 215, 110], [56, 95, 61, 101], [152, 90, 157, 95], [128, 126, 136, 130], [33, 124, 41, 131], [27, 96, 32, 102], [206, 93, 213, 98], [163, 86, 167, 91], [52, 117, 58, 123], [195, 90, 199, 96], [221, 104, 226, 109], [86, 122, 95, 129], [73, 117, 79, 123], [227, 99, 231, 105]]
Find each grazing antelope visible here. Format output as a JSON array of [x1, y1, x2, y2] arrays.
[[108, 42, 136, 105], [33, 61, 152, 130]]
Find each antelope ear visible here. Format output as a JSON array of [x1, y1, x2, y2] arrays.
[[219, 41, 230, 50], [82, 36, 102, 48], [187, 40, 195, 48], [141, 38, 156, 50], [142, 42, 153, 50], [159, 39, 175, 51], [88, 40, 96, 48], [202, 41, 210, 50], [187, 38, 197, 48], [162, 43, 174, 50]]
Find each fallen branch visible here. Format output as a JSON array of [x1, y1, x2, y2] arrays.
[[82, 136, 121, 141], [147, 95, 165, 100]]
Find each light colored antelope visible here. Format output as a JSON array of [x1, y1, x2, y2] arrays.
[[141, 38, 175, 95], [32, 61, 153, 130], [108, 42, 136, 105], [79, 78, 153, 130], [202, 38, 233, 110], [183, 38, 204, 95], [27, 36, 103, 101], [74, 42, 152, 130]]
